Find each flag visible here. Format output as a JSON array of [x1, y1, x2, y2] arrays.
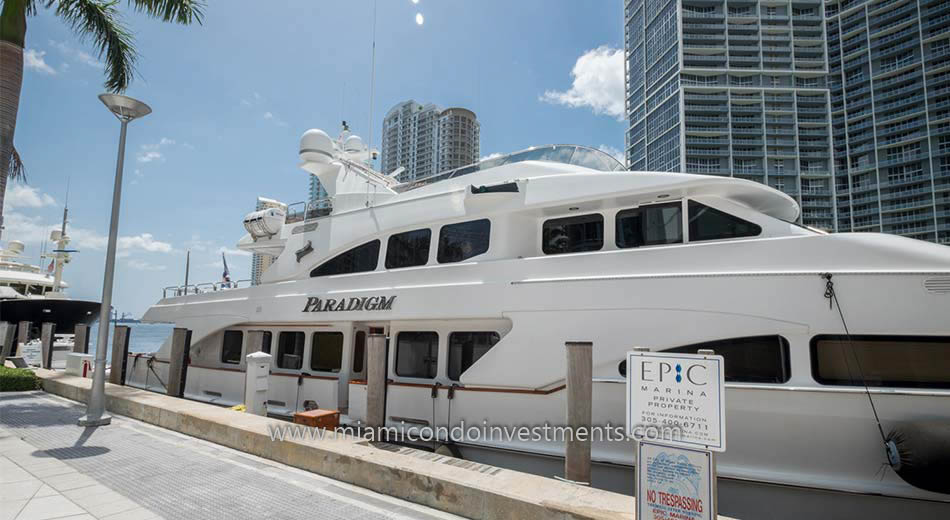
[[221, 252, 231, 284], [47, 259, 54, 273]]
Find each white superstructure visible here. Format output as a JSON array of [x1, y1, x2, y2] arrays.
[[127, 127, 950, 516]]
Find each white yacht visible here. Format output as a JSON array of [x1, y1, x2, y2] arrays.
[[127, 127, 950, 518], [0, 209, 100, 339]]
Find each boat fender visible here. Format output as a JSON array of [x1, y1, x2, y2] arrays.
[[885, 420, 950, 495]]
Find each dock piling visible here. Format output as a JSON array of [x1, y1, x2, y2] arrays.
[[0, 322, 14, 365], [565, 341, 593, 485], [167, 328, 192, 398], [40, 323, 56, 369], [109, 325, 131, 385], [17, 321, 30, 358], [366, 333, 387, 433], [73, 324, 90, 354]]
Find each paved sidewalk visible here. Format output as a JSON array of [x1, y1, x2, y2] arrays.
[[0, 391, 463, 520]]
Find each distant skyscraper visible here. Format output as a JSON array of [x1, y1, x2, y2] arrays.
[[250, 196, 286, 286], [624, 0, 950, 243], [825, 0, 950, 244], [625, 0, 835, 231], [381, 100, 480, 182]]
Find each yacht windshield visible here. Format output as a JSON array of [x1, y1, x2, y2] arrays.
[[395, 144, 625, 193]]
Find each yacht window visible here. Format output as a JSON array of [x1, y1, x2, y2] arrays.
[[812, 335, 950, 389], [386, 228, 431, 269], [276, 331, 305, 370], [221, 330, 244, 364], [395, 331, 439, 379], [310, 332, 344, 372], [664, 335, 791, 383], [438, 219, 491, 263], [687, 201, 761, 241], [310, 240, 380, 277], [542, 214, 604, 254], [448, 332, 500, 381], [616, 202, 683, 248], [250, 330, 272, 354], [352, 331, 366, 373]]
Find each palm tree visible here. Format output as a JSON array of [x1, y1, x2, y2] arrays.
[[0, 0, 203, 239]]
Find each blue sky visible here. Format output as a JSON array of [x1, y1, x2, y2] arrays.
[[9, 0, 625, 317]]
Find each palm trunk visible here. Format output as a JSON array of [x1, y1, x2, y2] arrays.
[[0, 40, 24, 241]]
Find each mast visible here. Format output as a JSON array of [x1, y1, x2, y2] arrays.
[[50, 189, 70, 294]]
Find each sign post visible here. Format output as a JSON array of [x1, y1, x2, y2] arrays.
[[627, 348, 725, 520]]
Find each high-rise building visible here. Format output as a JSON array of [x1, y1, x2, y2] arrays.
[[624, 0, 950, 243], [250, 197, 286, 286], [825, 0, 950, 244], [381, 100, 480, 182], [625, 0, 836, 231]]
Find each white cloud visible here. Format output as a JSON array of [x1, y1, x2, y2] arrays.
[[24, 49, 56, 75], [4, 184, 56, 209], [479, 152, 503, 162], [137, 137, 176, 163], [263, 112, 288, 127], [48, 40, 103, 69], [118, 233, 173, 253], [219, 246, 251, 257], [126, 259, 167, 271], [597, 144, 626, 166], [137, 151, 162, 163], [540, 45, 624, 120]]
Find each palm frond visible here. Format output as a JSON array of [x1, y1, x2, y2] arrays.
[[126, 0, 203, 25], [8, 145, 26, 183], [51, 0, 137, 93]]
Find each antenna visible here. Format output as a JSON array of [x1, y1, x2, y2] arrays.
[[367, 0, 378, 167]]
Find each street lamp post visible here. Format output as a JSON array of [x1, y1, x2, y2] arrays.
[[79, 94, 151, 427]]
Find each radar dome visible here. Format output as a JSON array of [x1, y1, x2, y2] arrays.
[[343, 135, 364, 154], [5, 241, 24, 255], [299, 129, 335, 164]]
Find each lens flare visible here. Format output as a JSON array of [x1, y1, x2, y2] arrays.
[[415, 13, 424, 25]]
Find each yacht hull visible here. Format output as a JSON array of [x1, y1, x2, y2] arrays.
[[0, 298, 100, 334]]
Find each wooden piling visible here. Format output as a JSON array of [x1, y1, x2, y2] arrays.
[[565, 341, 593, 485], [73, 324, 90, 354], [40, 322, 56, 369], [109, 325, 131, 385], [0, 322, 15, 365], [366, 333, 387, 431], [166, 328, 192, 398], [17, 321, 30, 358]]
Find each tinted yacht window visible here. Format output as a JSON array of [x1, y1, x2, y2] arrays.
[[812, 335, 950, 389], [542, 214, 604, 254], [688, 201, 761, 241], [395, 331, 439, 378], [616, 202, 683, 248], [276, 331, 305, 370], [386, 229, 431, 269], [221, 330, 243, 364], [310, 240, 380, 277], [665, 335, 790, 383], [310, 332, 344, 372], [448, 332, 500, 381], [438, 219, 490, 263]]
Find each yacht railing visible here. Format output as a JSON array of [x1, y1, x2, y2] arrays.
[[286, 198, 333, 224], [162, 279, 252, 298]]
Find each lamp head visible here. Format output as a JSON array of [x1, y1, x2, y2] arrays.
[[98, 94, 151, 122]]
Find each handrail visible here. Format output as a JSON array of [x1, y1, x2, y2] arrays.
[[162, 278, 252, 298]]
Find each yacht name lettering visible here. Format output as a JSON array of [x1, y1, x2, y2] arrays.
[[302, 295, 396, 313]]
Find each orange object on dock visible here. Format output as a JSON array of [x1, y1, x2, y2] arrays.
[[293, 409, 340, 429]]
